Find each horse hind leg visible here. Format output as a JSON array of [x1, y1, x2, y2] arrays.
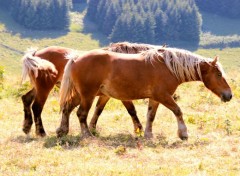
[[121, 100, 143, 133], [32, 88, 52, 137], [144, 99, 159, 139], [21, 88, 36, 134], [89, 95, 110, 131], [77, 96, 95, 138], [56, 95, 81, 137]]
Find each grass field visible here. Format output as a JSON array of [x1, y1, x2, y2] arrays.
[[0, 6, 240, 176]]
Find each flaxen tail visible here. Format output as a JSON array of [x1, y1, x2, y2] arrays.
[[59, 56, 78, 111], [21, 47, 58, 87]]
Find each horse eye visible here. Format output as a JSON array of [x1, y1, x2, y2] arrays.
[[218, 72, 222, 77]]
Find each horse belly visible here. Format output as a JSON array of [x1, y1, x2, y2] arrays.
[[99, 80, 152, 100]]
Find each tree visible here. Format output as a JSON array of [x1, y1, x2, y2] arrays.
[[88, 0, 202, 44], [10, 0, 70, 30], [0, 0, 12, 10], [86, 0, 99, 21]]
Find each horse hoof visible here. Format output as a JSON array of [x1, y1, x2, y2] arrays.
[[36, 132, 46, 137], [178, 129, 188, 141], [89, 123, 96, 130], [144, 132, 153, 139], [56, 128, 68, 138], [81, 131, 93, 138], [178, 133, 188, 140], [22, 127, 31, 134], [180, 136, 188, 141], [36, 128, 46, 137]]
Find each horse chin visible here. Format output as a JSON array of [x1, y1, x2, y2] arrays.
[[221, 97, 228, 103]]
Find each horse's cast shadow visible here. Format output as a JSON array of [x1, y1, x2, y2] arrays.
[[41, 133, 211, 150], [11, 133, 210, 151], [11, 135, 40, 143]]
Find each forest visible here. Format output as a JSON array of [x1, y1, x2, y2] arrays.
[[0, 0, 240, 44]]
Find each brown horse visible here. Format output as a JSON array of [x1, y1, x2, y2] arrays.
[[21, 42, 161, 137], [59, 48, 232, 140]]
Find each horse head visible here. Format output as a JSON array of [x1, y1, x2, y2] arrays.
[[201, 56, 232, 102]]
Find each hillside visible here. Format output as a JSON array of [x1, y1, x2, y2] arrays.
[[0, 6, 100, 76], [0, 4, 240, 176]]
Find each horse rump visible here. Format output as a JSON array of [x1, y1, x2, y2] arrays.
[[21, 48, 58, 87]]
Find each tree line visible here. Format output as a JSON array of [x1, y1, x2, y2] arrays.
[[0, 0, 239, 44], [1, 0, 71, 30], [86, 0, 201, 44]]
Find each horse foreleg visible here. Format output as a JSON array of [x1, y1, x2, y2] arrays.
[[156, 95, 188, 140], [89, 95, 110, 130], [77, 97, 94, 138], [56, 95, 80, 137], [144, 99, 159, 138], [21, 88, 36, 134], [121, 100, 143, 133]]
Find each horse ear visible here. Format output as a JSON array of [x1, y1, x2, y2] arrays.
[[211, 56, 219, 66], [162, 44, 167, 48]]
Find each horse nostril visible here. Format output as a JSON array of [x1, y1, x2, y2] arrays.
[[229, 94, 232, 100]]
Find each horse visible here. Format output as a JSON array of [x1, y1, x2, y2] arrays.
[[21, 42, 162, 137], [59, 48, 232, 140]]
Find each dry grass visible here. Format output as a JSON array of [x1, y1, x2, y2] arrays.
[[0, 71, 240, 175]]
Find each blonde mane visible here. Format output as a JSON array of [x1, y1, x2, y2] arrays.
[[142, 48, 214, 82], [107, 42, 163, 54]]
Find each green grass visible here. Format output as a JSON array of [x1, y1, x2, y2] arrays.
[[0, 6, 240, 176]]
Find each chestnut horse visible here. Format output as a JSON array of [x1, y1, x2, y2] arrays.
[[21, 42, 162, 137], [59, 48, 232, 140]]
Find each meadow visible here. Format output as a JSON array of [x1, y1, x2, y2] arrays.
[[0, 6, 240, 176]]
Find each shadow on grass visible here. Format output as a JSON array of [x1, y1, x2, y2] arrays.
[[11, 135, 39, 143], [43, 135, 81, 149], [42, 132, 211, 150]]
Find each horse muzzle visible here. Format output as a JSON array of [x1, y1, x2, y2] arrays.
[[221, 91, 232, 102]]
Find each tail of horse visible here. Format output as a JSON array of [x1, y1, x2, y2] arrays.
[[21, 47, 58, 87], [59, 57, 77, 111]]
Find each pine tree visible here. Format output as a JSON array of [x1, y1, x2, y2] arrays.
[[86, 0, 100, 21]]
